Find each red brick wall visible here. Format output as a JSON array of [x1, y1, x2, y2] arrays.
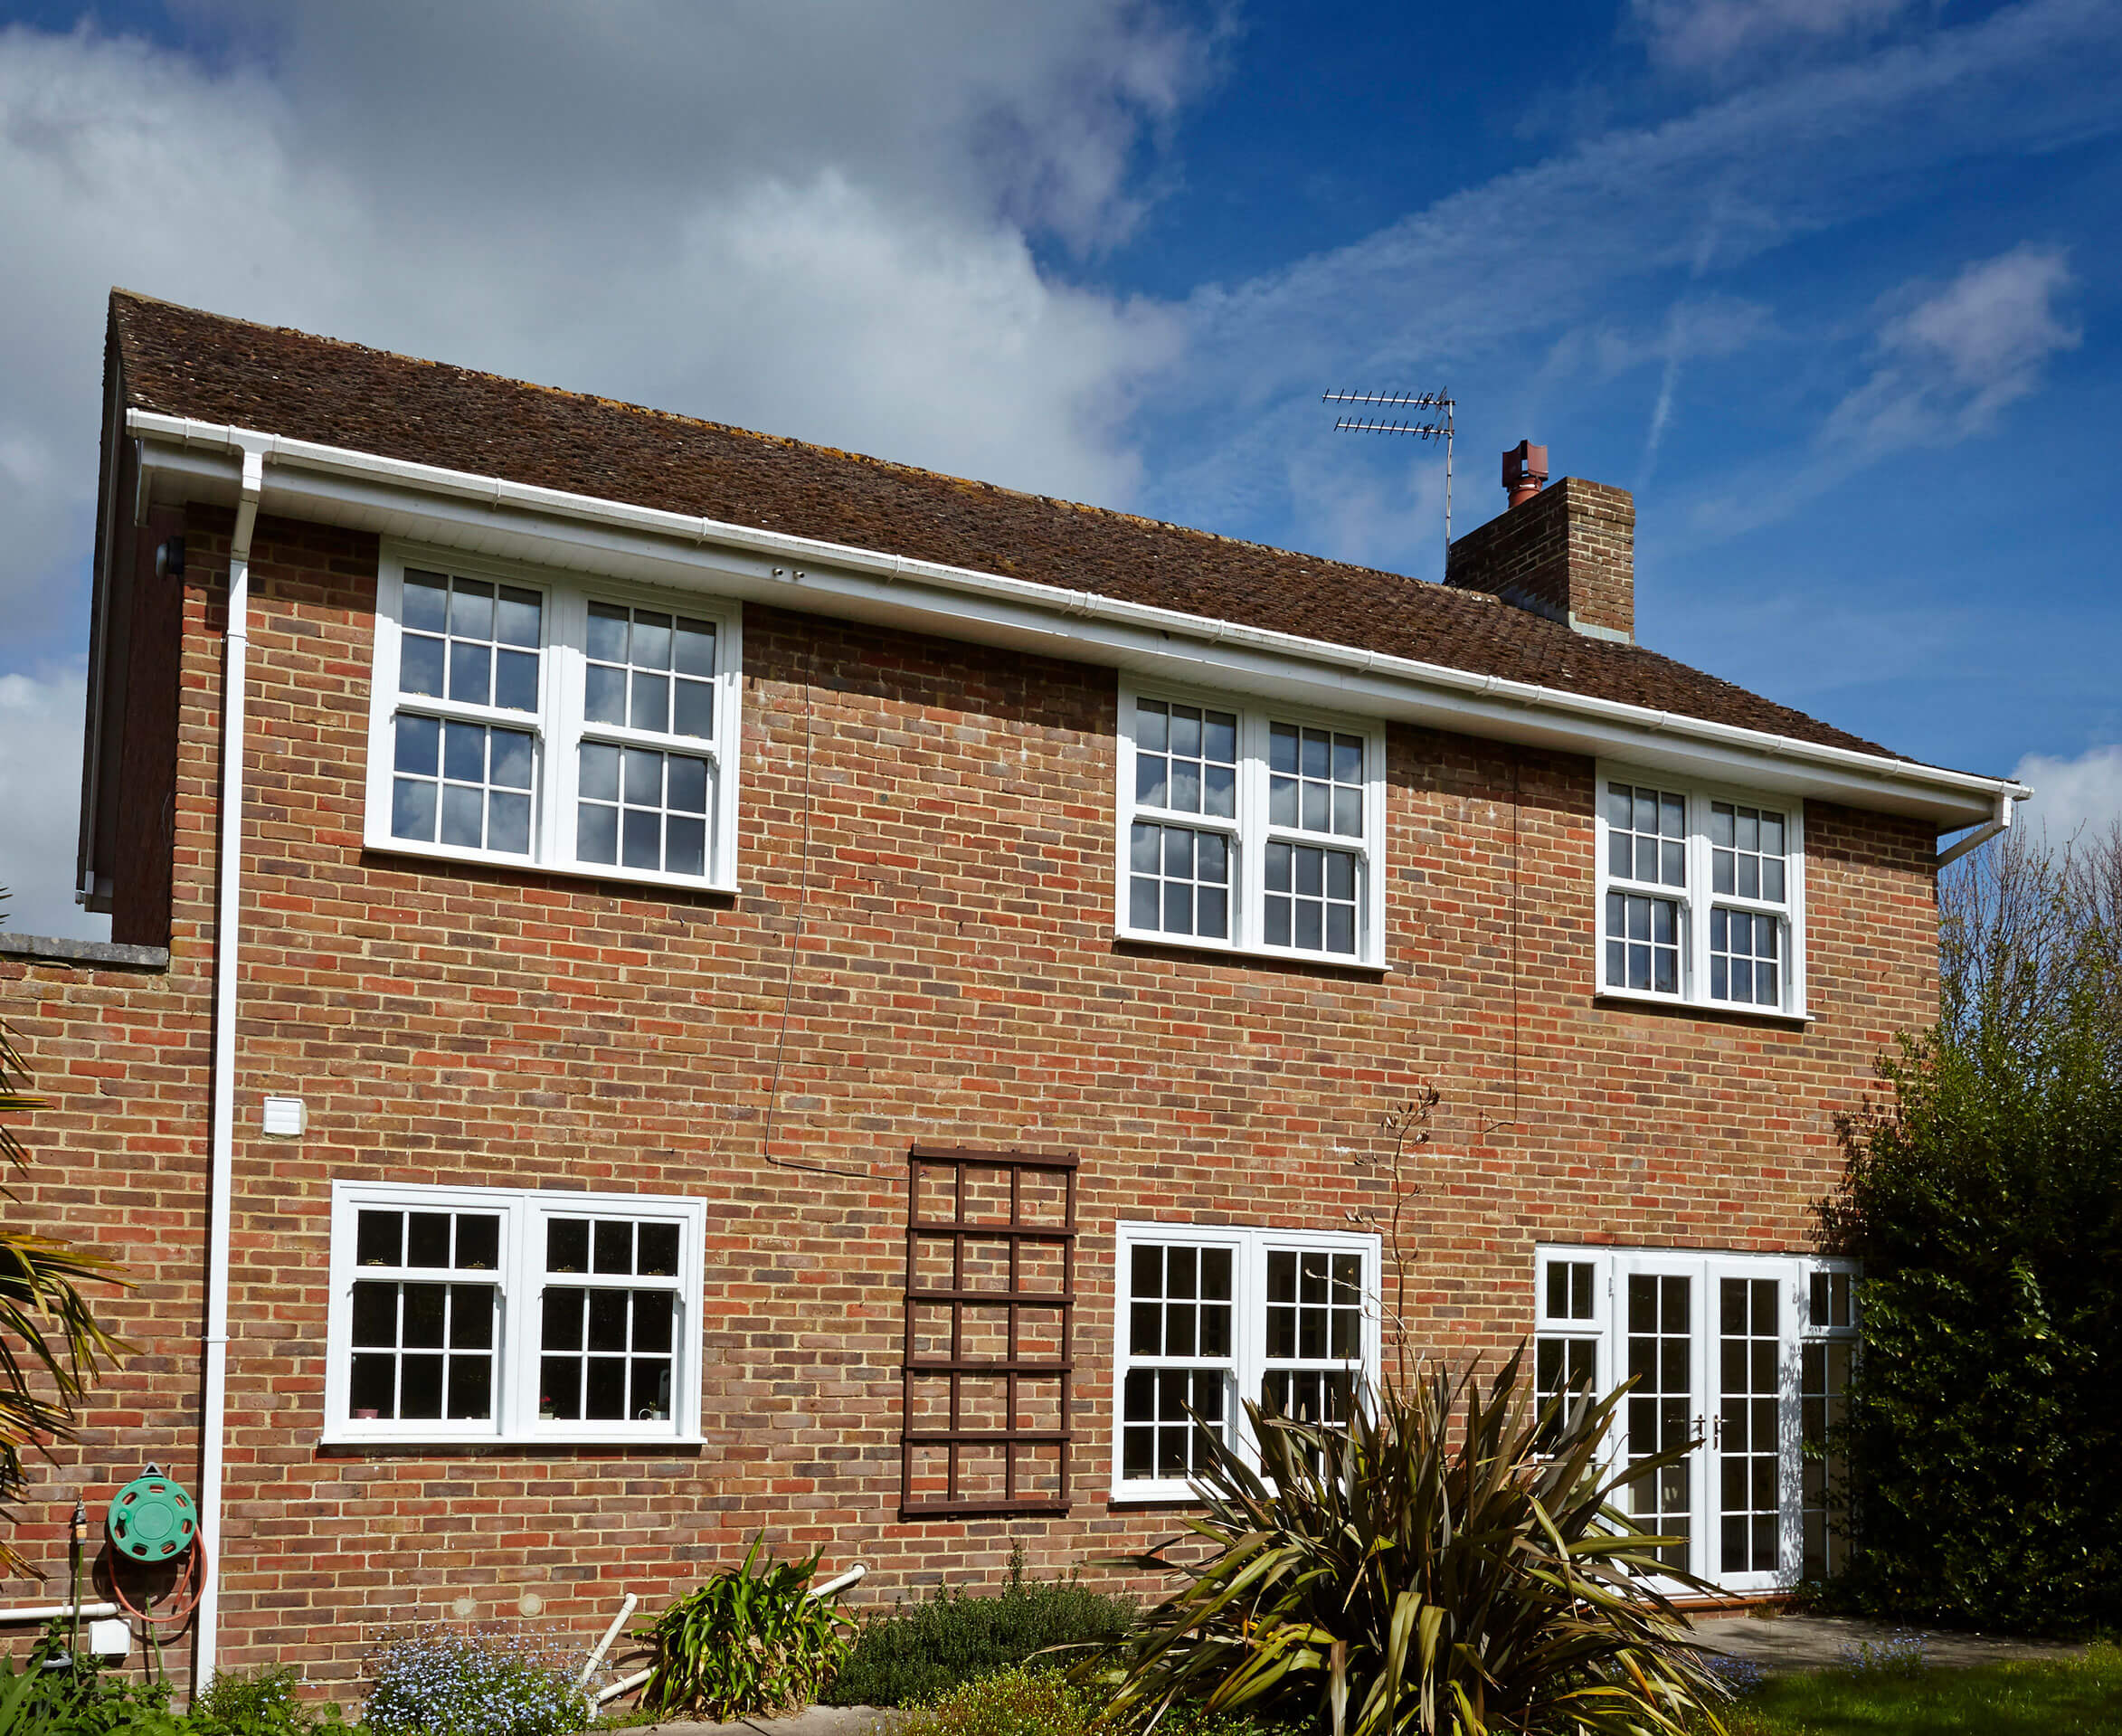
[[0, 506, 1937, 1697]]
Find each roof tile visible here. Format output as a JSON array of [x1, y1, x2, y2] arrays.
[[109, 290, 1894, 760]]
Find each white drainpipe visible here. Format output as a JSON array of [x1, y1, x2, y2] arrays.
[[194, 438, 268, 1693]]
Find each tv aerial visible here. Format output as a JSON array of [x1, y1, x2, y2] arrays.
[[1322, 389, 1455, 569]]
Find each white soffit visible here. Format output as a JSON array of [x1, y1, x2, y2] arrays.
[[129, 415, 2023, 830]]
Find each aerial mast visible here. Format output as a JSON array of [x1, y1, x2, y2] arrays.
[[1321, 388, 1454, 571]]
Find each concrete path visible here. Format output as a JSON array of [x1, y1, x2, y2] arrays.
[[1692, 1610, 2090, 1674], [620, 1706, 907, 1736]]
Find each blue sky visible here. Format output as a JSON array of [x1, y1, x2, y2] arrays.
[[1, 0, 2117, 935]]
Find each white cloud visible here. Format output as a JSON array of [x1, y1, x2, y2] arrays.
[[1826, 245, 2080, 454], [2013, 745, 2122, 843], [0, 5, 1215, 657], [0, 5, 1217, 921], [0, 668, 103, 942], [1631, 0, 1925, 75]]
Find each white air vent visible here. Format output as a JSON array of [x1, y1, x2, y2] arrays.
[[261, 1096, 307, 1138]]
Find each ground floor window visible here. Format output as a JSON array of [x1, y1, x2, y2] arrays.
[[1534, 1246, 1857, 1592], [1113, 1222, 1380, 1502], [325, 1181, 706, 1445]]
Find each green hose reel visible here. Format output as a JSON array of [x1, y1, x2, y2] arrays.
[[106, 1465, 198, 1563]]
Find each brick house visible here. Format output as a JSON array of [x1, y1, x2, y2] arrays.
[[0, 290, 2023, 1695]]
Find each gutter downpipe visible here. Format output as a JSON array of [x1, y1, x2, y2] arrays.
[[1936, 786, 2022, 869], [195, 439, 267, 1695]]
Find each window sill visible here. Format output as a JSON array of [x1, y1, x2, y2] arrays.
[[1594, 989, 1813, 1028], [318, 1431, 705, 1453], [362, 835, 737, 897], [1113, 930, 1390, 976], [1107, 1482, 1208, 1506]]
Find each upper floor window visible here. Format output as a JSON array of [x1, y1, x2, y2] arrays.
[[1117, 685, 1387, 967], [1595, 764, 1806, 1017], [365, 549, 743, 891], [324, 1181, 706, 1446]]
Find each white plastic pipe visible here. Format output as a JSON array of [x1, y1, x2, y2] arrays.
[[0, 1601, 119, 1624], [810, 1564, 866, 1599], [578, 1591, 637, 1687], [592, 1665, 651, 1709], [194, 438, 268, 1695]]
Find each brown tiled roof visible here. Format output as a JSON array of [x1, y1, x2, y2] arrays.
[[109, 290, 1894, 759]]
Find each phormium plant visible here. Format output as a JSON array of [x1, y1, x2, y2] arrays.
[[638, 1534, 852, 1720], [1092, 1348, 1734, 1736]]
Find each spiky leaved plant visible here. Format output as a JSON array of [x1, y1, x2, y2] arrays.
[[638, 1534, 852, 1720], [1093, 1349, 1732, 1736]]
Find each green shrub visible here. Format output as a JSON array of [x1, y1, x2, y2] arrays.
[[1094, 1351, 1734, 1736], [189, 1666, 348, 1734], [825, 1547, 1134, 1708], [1816, 833, 2122, 1635], [637, 1535, 851, 1720], [364, 1626, 588, 1736], [892, 1664, 1094, 1736], [0, 1627, 180, 1736]]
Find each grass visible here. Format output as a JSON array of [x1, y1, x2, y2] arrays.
[[1721, 1641, 2122, 1734]]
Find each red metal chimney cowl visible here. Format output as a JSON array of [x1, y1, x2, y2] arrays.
[[1502, 441, 1549, 509]]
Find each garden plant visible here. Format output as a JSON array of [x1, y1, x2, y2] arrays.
[[1094, 1348, 1734, 1736], [636, 1534, 850, 1720], [826, 1543, 1134, 1707]]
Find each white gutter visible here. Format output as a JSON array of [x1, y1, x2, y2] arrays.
[[1936, 785, 2018, 869], [121, 410, 2028, 828], [194, 436, 267, 1694]]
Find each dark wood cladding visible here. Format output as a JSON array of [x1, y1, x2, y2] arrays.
[[901, 1145, 1077, 1519]]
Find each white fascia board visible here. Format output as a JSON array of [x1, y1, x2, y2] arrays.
[[129, 412, 2026, 830]]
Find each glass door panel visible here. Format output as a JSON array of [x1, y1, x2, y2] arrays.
[[1624, 1268, 1697, 1571], [1717, 1275, 1782, 1579]]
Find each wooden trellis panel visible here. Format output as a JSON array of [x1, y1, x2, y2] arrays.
[[900, 1143, 1076, 1518]]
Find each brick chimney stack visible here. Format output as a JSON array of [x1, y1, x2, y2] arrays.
[[1444, 442, 1635, 644]]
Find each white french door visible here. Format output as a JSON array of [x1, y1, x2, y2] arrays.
[[1544, 1247, 1841, 1595]]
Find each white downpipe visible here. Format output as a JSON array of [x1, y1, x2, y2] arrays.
[[0, 1601, 119, 1624], [1937, 786, 2023, 868], [194, 440, 267, 1694]]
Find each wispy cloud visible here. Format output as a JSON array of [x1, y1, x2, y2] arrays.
[[1155, 0, 2119, 556], [1630, 0, 1928, 76], [1825, 245, 2080, 454]]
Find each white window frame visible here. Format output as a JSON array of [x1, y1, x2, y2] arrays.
[[323, 1180, 707, 1447], [1111, 1221, 1382, 1503], [1594, 762, 1808, 1019], [1115, 680, 1388, 969], [1532, 1244, 1858, 1594], [365, 544, 744, 893]]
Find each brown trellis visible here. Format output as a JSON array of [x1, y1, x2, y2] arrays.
[[900, 1143, 1076, 1518]]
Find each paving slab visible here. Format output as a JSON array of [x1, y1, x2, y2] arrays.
[[620, 1707, 908, 1736], [1691, 1610, 2089, 1674]]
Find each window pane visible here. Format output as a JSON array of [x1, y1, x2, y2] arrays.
[[399, 634, 444, 697], [356, 1210, 403, 1267], [673, 679, 715, 741], [403, 573, 449, 633]]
